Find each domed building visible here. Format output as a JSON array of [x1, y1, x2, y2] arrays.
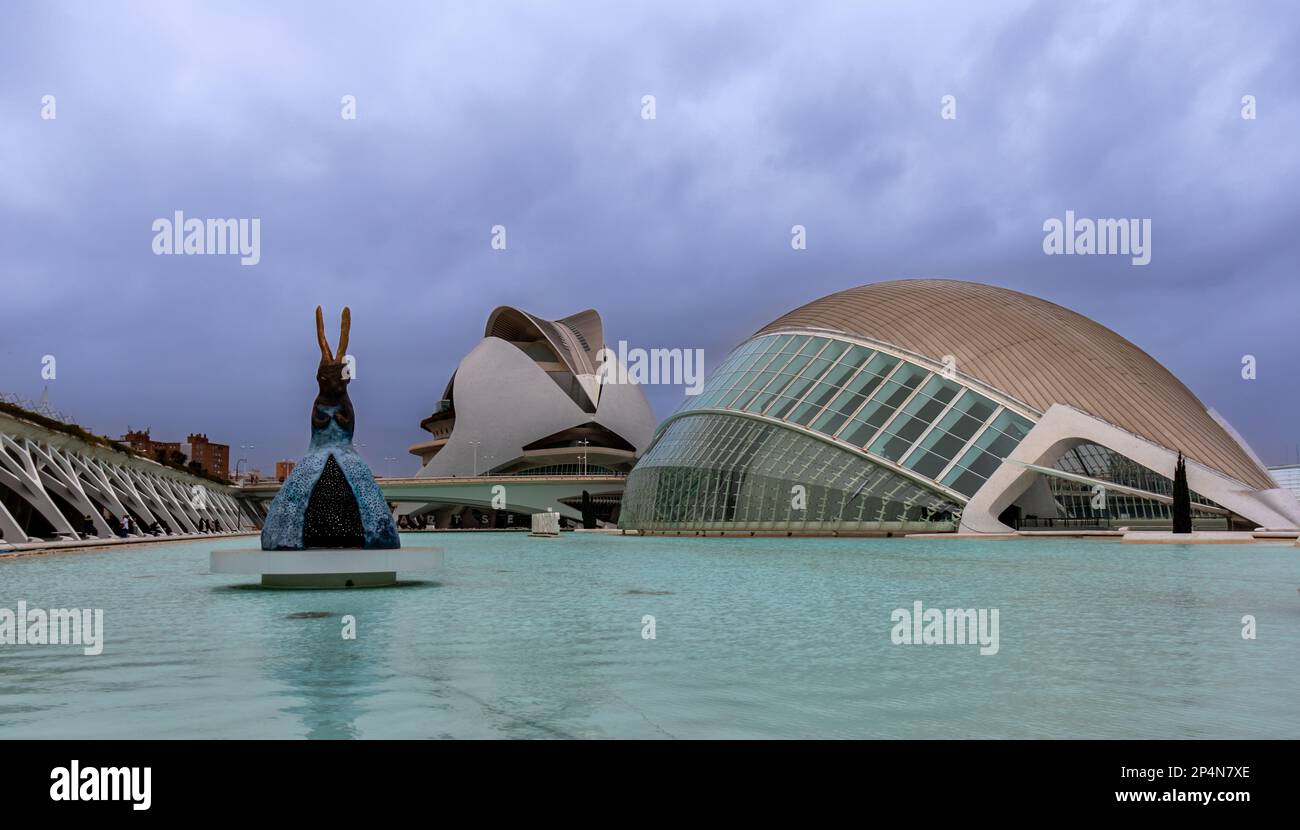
[[407, 305, 657, 527], [620, 280, 1300, 535]]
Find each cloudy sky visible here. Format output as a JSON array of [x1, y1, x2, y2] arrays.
[[2, 1, 1298, 475]]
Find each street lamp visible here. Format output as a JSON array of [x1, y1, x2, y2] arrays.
[[237, 444, 255, 482], [578, 438, 590, 476], [468, 440, 481, 476]]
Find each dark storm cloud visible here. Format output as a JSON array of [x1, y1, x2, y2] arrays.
[[2, 0, 1298, 473]]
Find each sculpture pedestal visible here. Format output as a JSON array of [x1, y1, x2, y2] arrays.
[[210, 547, 442, 588]]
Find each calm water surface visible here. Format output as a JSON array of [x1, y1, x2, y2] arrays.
[[2, 532, 1297, 739]]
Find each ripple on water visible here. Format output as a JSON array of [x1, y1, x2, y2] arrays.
[[0, 532, 1297, 738]]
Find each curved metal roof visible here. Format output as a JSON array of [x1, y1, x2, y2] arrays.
[[756, 279, 1274, 491], [484, 306, 604, 377]]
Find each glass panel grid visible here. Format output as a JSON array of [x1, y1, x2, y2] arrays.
[[621, 412, 960, 531], [661, 333, 1039, 502], [941, 410, 1035, 496]]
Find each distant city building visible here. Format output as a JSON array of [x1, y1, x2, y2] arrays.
[[1267, 464, 1300, 501], [184, 433, 229, 480], [123, 429, 229, 480], [122, 429, 181, 461], [275, 460, 296, 482]]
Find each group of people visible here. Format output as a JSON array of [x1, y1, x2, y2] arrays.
[[80, 510, 222, 538], [82, 512, 163, 537]]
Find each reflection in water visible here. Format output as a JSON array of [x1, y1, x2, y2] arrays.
[[2, 533, 1298, 739], [273, 611, 367, 740], [255, 582, 439, 739]]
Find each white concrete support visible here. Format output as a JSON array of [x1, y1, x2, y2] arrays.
[[209, 490, 241, 530], [97, 459, 161, 529], [0, 412, 249, 544], [0, 434, 80, 540], [36, 445, 131, 536], [159, 478, 204, 531], [0, 498, 25, 542], [70, 455, 137, 536], [960, 404, 1300, 534], [127, 468, 191, 533]]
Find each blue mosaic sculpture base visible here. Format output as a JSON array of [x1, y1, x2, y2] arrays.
[[261, 418, 400, 551]]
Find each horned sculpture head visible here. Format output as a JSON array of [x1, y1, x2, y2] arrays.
[[313, 306, 355, 433]]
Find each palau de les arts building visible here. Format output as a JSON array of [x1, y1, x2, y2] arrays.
[[407, 305, 656, 527], [619, 280, 1300, 535]]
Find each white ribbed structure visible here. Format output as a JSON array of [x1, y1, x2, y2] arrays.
[[0, 409, 253, 545]]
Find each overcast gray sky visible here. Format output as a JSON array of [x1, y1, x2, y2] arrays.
[[2, 1, 1298, 475]]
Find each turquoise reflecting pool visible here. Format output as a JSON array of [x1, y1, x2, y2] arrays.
[[1, 533, 1297, 739]]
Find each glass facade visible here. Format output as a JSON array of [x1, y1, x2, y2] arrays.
[[623, 332, 1039, 531], [940, 410, 1035, 497], [1049, 443, 1223, 523], [621, 329, 1258, 533], [1267, 464, 1300, 502], [510, 463, 618, 477], [619, 413, 960, 531]]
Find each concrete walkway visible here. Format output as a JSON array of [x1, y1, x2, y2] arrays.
[[907, 530, 1120, 540], [908, 529, 1299, 544], [1122, 530, 1291, 544], [0, 531, 258, 558]]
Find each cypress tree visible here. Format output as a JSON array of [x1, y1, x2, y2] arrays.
[[1172, 451, 1192, 534]]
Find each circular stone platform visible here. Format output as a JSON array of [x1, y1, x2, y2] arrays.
[[210, 547, 443, 588]]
